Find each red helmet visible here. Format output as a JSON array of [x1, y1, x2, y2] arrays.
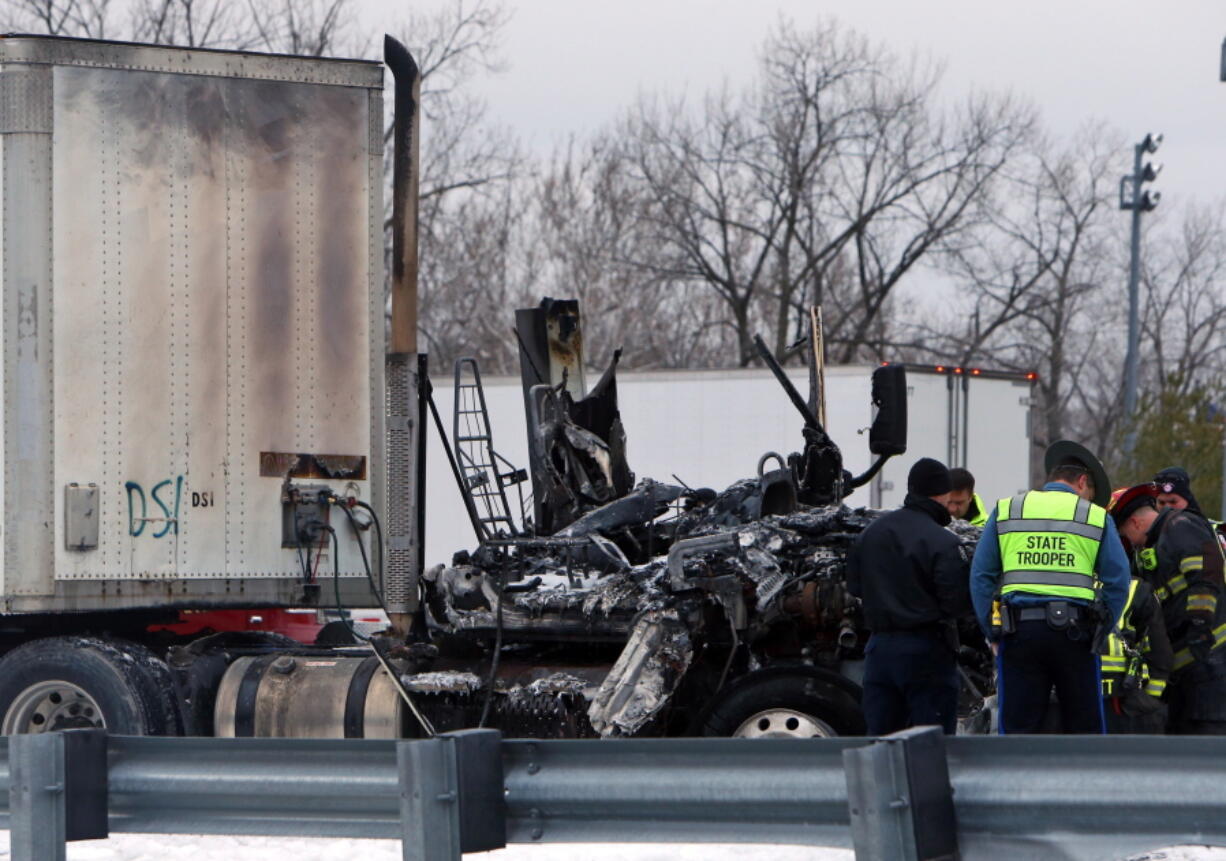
[[1107, 483, 1158, 525]]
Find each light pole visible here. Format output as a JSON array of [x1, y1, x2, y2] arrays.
[[1120, 133, 1162, 455], [1220, 40, 1226, 516]]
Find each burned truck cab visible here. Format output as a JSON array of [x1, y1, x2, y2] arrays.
[[412, 298, 968, 740]]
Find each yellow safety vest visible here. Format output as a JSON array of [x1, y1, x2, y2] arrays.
[[968, 493, 988, 528], [996, 490, 1105, 603]]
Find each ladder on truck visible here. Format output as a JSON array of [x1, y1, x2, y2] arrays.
[[453, 358, 529, 541]]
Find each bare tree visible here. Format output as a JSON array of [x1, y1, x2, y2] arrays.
[[417, 179, 534, 374], [2, 0, 114, 36], [1137, 203, 1226, 393], [2, 0, 355, 52], [129, 0, 242, 48], [905, 126, 1125, 452], [243, 0, 349, 56], [613, 19, 1032, 367], [384, 0, 525, 374], [528, 137, 736, 370], [823, 91, 1033, 362]]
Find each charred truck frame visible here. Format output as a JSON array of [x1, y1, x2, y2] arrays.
[[413, 300, 935, 739], [0, 34, 986, 741]]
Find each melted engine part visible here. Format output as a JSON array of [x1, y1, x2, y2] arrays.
[[588, 609, 693, 737]]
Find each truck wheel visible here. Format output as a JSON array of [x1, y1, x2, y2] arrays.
[[0, 637, 178, 735], [702, 673, 866, 738]]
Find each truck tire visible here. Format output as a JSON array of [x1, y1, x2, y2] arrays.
[[0, 637, 178, 735], [701, 672, 866, 738]]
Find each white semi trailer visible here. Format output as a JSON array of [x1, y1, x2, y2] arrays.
[[425, 365, 1035, 558], [0, 34, 404, 736]]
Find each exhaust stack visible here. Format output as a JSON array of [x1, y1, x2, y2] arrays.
[[384, 35, 426, 636]]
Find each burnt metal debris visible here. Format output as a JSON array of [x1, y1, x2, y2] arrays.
[[403, 299, 988, 739]]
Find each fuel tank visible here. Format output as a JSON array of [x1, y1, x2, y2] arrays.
[[214, 655, 403, 738]]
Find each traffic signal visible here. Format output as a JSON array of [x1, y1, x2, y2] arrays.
[[1120, 133, 1162, 211]]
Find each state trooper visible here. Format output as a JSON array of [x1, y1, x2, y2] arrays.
[[970, 441, 1130, 733]]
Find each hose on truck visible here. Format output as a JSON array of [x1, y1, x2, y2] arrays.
[[337, 502, 391, 619], [351, 500, 387, 602], [341, 495, 503, 732], [315, 514, 436, 738]]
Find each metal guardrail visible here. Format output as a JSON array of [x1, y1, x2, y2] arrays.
[[3, 729, 1226, 861], [503, 735, 857, 848]]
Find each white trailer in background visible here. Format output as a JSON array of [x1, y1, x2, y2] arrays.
[[869, 365, 1037, 511], [425, 363, 1036, 562]]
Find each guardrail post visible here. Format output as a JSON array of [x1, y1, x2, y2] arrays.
[[398, 729, 505, 861], [10, 732, 67, 861], [843, 726, 957, 861], [62, 728, 109, 842]]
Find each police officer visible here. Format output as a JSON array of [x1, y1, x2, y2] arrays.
[[847, 457, 973, 735], [970, 441, 1130, 733], [947, 467, 988, 527], [1112, 482, 1226, 734]]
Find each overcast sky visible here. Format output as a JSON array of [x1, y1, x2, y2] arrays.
[[360, 0, 1226, 208]]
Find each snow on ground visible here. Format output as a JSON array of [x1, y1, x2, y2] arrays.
[[0, 834, 1225, 861], [0, 834, 852, 860]]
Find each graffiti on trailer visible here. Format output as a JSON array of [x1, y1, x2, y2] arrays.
[[126, 476, 184, 538]]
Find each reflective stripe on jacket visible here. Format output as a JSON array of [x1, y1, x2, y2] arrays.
[[1101, 579, 1166, 697], [995, 490, 1105, 603]]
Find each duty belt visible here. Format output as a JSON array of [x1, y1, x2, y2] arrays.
[[1011, 605, 1088, 623]]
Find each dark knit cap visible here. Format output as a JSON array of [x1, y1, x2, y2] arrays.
[[1154, 466, 1202, 514], [908, 457, 952, 497]]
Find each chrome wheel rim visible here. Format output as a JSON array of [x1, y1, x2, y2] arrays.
[[2, 680, 106, 734], [733, 707, 836, 739]]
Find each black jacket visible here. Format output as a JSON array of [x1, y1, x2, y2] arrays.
[[1142, 507, 1225, 652], [847, 494, 973, 633]]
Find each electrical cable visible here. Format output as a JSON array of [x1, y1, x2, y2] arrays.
[[338, 501, 391, 619], [310, 530, 325, 583], [321, 517, 435, 738], [292, 497, 312, 583], [353, 500, 386, 598]]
